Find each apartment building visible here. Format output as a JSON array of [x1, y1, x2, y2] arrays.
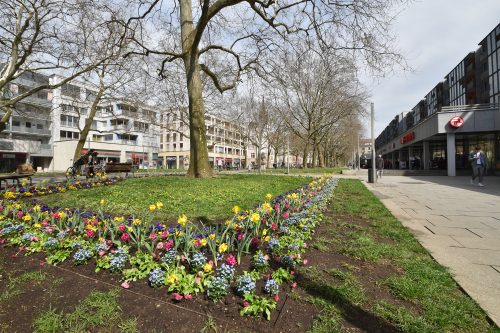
[[0, 73, 160, 172], [159, 109, 252, 169], [375, 22, 500, 176]]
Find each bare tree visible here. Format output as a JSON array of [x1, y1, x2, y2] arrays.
[[122, 0, 406, 177], [0, 0, 123, 132]]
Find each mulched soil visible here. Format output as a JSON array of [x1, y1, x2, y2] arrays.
[[0, 203, 416, 333]]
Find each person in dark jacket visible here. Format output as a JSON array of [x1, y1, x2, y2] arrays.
[[376, 155, 384, 179], [470, 146, 487, 187]]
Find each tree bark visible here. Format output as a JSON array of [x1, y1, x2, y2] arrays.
[[302, 142, 309, 168], [180, 0, 211, 178]]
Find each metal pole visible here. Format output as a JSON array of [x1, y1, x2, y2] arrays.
[[287, 134, 290, 174], [357, 134, 360, 170], [371, 103, 376, 183]]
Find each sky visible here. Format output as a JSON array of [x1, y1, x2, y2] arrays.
[[362, 0, 500, 137]]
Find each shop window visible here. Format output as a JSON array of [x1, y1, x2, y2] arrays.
[[36, 124, 43, 130], [25, 122, 31, 128], [12, 120, 20, 127]]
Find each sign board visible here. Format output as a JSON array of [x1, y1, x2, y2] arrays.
[[449, 116, 464, 128], [0, 140, 14, 151], [400, 131, 415, 144]]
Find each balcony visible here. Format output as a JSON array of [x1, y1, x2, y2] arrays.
[[21, 95, 52, 109], [8, 125, 52, 137]]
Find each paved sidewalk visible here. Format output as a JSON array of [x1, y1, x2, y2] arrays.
[[361, 175, 500, 326]]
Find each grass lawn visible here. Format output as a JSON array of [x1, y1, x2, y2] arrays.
[[296, 179, 498, 333], [245, 167, 345, 175], [40, 174, 312, 223]]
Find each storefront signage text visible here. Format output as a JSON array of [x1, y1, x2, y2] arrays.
[[400, 131, 415, 144]]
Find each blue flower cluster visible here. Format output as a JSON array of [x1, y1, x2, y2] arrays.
[[21, 233, 36, 242], [72, 241, 82, 248], [288, 242, 300, 252], [235, 274, 256, 296], [252, 251, 269, 271], [0, 222, 23, 236], [207, 276, 230, 301], [190, 252, 206, 271], [56, 231, 68, 239], [148, 268, 165, 288], [73, 248, 92, 265], [264, 279, 279, 295], [109, 247, 128, 272], [43, 237, 58, 249], [94, 242, 108, 252], [161, 249, 177, 266], [268, 237, 280, 251], [281, 255, 295, 269], [217, 263, 235, 281]]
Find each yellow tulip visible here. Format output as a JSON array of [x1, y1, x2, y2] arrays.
[[218, 243, 228, 253], [265, 193, 272, 200], [231, 205, 241, 214], [250, 213, 260, 223], [177, 214, 188, 226], [149, 204, 156, 211], [203, 263, 213, 273], [156, 201, 164, 209]]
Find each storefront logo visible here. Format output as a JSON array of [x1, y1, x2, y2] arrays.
[[400, 131, 415, 144], [449, 116, 464, 128]]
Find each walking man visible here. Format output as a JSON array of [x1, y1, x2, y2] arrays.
[[376, 154, 384, 179], [470, 146, 487, 187]]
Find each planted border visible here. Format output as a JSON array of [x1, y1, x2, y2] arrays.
[[0, 176, 338, 320]]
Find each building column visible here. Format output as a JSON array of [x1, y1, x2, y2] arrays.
[[423, 141, 430, 170], [163, 156, 166, 168], [175, 156, 180, 169], [446, 132, 456, 176], [408, 146, 413, 170], [391, 152, 395, 169], [398, 150, 403, 169]]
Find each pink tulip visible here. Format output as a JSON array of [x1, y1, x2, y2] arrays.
[[274, 294, 279, 302], [98, 251, 106, 257], [121, 281, 130, 289], [172, 293, 183, 301], [292, 282, 297, 289], [156, 242, 164, 250], [303, 259, 308, 265], [184, 294, 192, 300]]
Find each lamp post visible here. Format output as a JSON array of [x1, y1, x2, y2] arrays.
[[370, 102, 376, 183], [287, 133, 290, 174]]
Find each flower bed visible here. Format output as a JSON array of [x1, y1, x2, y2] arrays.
[[0, 176, 338, 320], [2, 176, 123, 199]]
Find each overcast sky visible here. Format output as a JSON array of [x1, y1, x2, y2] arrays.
[[363, 0, 500, 137]]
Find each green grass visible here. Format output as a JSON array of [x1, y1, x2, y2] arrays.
[[0, 271, 48, 303], [40, 174, 311, 223], [246, 167, 344, 175], [33, 289, 138, 333], [314, 179, 498, 333]]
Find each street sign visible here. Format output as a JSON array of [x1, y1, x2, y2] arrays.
[[449, 116, 464, 128]]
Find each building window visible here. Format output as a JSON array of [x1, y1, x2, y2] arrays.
[[180, 143, 183, 149], [173, 144, 176, 149], [36, 124, 43, 130], [12, 120, 20, 127], [60, 130, 79, 140], [61, 114, 79, 127], [104, 134, 114, 141]]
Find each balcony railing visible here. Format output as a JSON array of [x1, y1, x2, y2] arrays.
[[9, 125, 51, 136]]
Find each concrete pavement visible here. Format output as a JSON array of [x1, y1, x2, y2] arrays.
[[359, 174, 500, 327]]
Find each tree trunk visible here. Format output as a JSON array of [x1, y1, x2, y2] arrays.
[[302, 142, 309, 168], [73, 79, 105, 162], [243, 145, 248, 168], [180, 0, 211, 178], [257, 145, 262, 175], [311, 141, 317, 168], [266, 149, 271, 169], [0, 105, 14, 134]]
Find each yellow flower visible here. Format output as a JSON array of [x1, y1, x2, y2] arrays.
[[24, 192, 32, 197], [114, 216, 124, 223], [59, 211, 67, 219], [23, 214, 32, 221], [264, 236, 271, 242], [167, 274, 178, 284], [208, 233, 215, 240], [262, 202, 272, 212], [250, 213, 260, 223], [149, 204, 156, 211], [133, 219, 142, 226], [33, 205, 41, 212], [177, 214, 188, 226], [231, 205, 241, 214], [127, 226, 133, 233], [200, 238, 207, 247], [98, 237, 104, 242], [265, 193, 272, 200], [156, 201, 164, 209], [218, 243, 228, 253], [33, 223, 41, 229], [203, 263, 213, 273], [100, 199, 105, 205], [262, 228, 267, 236]]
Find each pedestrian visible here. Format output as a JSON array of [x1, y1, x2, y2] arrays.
[[469, 146, 487, 187], [376, 154, 384, 179]]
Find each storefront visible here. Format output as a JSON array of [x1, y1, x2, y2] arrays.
[[377, 105, 500, 176]]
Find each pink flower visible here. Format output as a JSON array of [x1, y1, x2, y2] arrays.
[[274, 294, 279, 302], [164, 239, 174, 250], [86, 229, 95, 238], [274, 204, 280, 212], [292, 282, 297, 289], [195, 276, 201, 285], [46, 227, 53, 233], [118, 224, 126, 233], [149, 232, 157, 241], [54, 212, 60, 220], [271, 223, 277, 231], [172, 293, 183, 301], [237, 233, 244, 241], [226, 255, 237, 266], [290, 271, 295, 276], [161, 231, 169, 239], [294, 207, 299, 212], [156, 242, 164, 250], [121, 233, 130, 242], [33, 236, 39, 242], [282, 212, 289, 219], [42, 219, 49, 227], [184, 294, 192, 300], [121, 281, 130, 289], [98, 251, 106, 257], [303, 259, 308, 265], [16, 211, 24, 219], [0, 206, 4, 212], [243, 301, 249, 307]]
